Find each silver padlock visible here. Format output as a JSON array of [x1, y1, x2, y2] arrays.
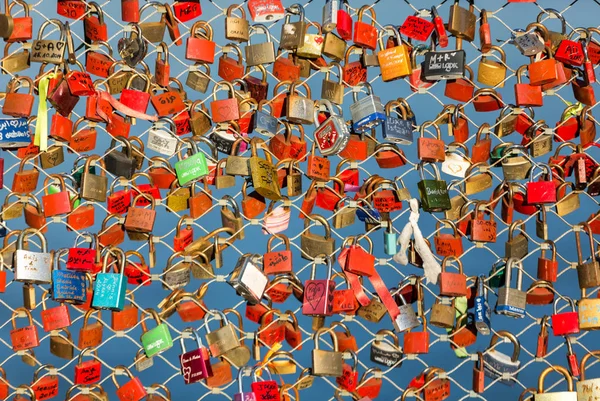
[[350, 82, 386, 133], [313, 100, 350, 156], [495, 258, 526, 318], [146, 118, 178, 156], [393, 293, 420, 333], [483, 330, 521, 386], [322, 0, 339, 32], [227, 254, 268, 304], [162, 253, 191, 290], [14, 229, 52, 284]]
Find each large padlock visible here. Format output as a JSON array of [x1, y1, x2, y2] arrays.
[[312, 327, 343, 377], [228, 254, 268, 304], [41, 175, 71, 217], [52, 250, 87, 304], [210, 81, 240, 123], [186, 21, 216, 63], [483, 330, 521, 385], [204, 310, 240, 357], [350, 82, 386, 132], [10, 308, 39, 351], [377, 25, 411, 81], [313, 100, 350, 156], [302, 255, 334, 316], [301, 214, 336, 260], [140, 309, 173, 357], [112, 366, 147, 401], [417, 162, 451, 212], [3, 76, 35, 118], [225, 4, 249, 42], [495, 258, 526, 318], [477, 45, 507, 87], [536, 365, 577, 401], [31, 19, 66, 64], [14, 229, 52, 284], [179, 327, 213, 384], [249, 137, 281, 201], [552, 296, 579, 336], [423, 36, 466, 81], [447, 0, 476, 42], [92, 248, 127, 311], [280, 4, 306, 50], [174, 138, 209, 186], [353, 5, 377, 49], [578, 351, 600, 399]]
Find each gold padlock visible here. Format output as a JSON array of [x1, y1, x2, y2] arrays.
[[50, 328, 74, 359], [139, 2, 167, 43], [225, 4, 249, 42], [477, 45, 507, 87], [296, 22, 324, 59]]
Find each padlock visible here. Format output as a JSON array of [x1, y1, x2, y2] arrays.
[[472, 88, 504, 112], [417, 162, 451, 212], [536, 365, 577, 401], [52, 248, 87, 303], [483, 330, 521, 385], [353, 5, 377, 50], [139, 309, 173, 357], [526, 163, 556, 204], [551, 296, 580, 337], [321, 63, 344, 105], [249, 137, 281, 200], [369, 329, 402, 367], [434, 219, 463, 257], [186, 21, 216, 63], [41, 175, 71, 217], [297, 22, 324, 59], [31, 364, 59, 401], [473, 275, 491, 335], [438, 256, 467, 297], [301, 214, 336, 260], [403, 309, 429, 354], [112, 366, 147, 401], [555, 182, 580, 216], [124, 194, 156, 234], [575, 223, 600, 289], [377, 25, 412, 81], [228, 253, 268, 304], [423, 36, 466, 81], [350, 82, 386, 132], [280, 4, 306, 50], [286, 81, 314, 125], [501, 145, 532, 181], [174, 138, 209, 186], [514, 65, 543, 107], [314, 100, 351, 156], [3, 76, 35, 118], [447, 0, 476, 42], [445, 65, 475, 102], [430, 297, 455, 329], [451, 313, 477, 350], [312, 327, 343, 377], [31, 19, 66, 64], [495, 258, 526, 318], [343, 45, 367, 87], [477, 45, 507, 87], [528, 46, 558, 86], [204, 310, 240, 357], [10, 308, 39, 351], [301, 255, 335, 317], [225, 4, 249, 42], [6, 0, 32, 42], [418, 120, 445, 162], [2, 42, 30, 74], [14, 228, 51, 284], [92, 248, 127, 311]]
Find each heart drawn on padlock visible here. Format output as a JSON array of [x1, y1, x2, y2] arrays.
[[314, 36, 324, 45], [305, 282, 325, 309], [218, 106, 233, 118]]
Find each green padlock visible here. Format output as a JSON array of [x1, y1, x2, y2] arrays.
[[488, 258, 507, 288], [490, 143, 511, 167], [175, 138, 209, 186], [417, 162, 451, 212], [140, 309, 173, 357]]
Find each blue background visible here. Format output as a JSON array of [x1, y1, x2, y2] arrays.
[[1, 0, 600, 400]]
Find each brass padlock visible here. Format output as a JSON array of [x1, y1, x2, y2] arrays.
[[225, 4, 249, 42], [249, 137, 281, 201], [430, 298, 455, 328], [448, 0, 476, 42], [50, 328, 74, 359], [139, 2, 167, 43], [301, 214, 336, 260], [477, 46, 507, 87]]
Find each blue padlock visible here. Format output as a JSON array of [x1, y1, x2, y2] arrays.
[[382, 100, 414, 145], [92, 247, 127, 311], [350, 82, 386, 133], [474, 275, 491, 335], [52, 248, 87, 304], [384, 220, 397, 255]]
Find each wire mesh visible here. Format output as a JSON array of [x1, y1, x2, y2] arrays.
[[0, 0, 599, 400]]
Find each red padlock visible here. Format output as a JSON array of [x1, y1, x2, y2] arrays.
[[42, 176, 72, 217], [121, 0, 139, 22], [7, 0, 33, 42], [10, 308, 40, 351], [247, 0, 285, 23], [403, 318, 429, 354], [337, 1, 352, 40], [173, 0, 202, 22], [353, 6, 377, 50], [344, 237, 375, 277], [527, 164, 557, 204], [537, 240, 558, 282], [210, 82, 240, 123], [84, 3, 108, 41], [74, 348, 102, 385], [434, 220, 463, 257], [114, 366, 147, 401], [31, 365, 59, 401], [552, 296, 580, 336], [120, 74, 151, 114], [264, 234, 293, 275], [186, 21, 216, 63], [514, 65, 543, 107], [40, 297, 71, 332], [438, 256, 467, 297], [336, 352, 359, 392]]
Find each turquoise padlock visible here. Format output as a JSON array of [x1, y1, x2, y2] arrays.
[[92, 247, 127, 311], [384, 220, 397, 255], [175, 138, 209, 186], [140, 309, 173, 357]]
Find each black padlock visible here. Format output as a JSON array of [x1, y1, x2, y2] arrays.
[[105, 136, 136, 179]]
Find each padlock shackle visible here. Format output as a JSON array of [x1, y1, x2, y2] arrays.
[[489, 330, 520, 362], [579, 350, 600, 380], [537, 365, 573, 393], [179, 327, 203, 354]]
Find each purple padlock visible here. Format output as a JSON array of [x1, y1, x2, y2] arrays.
[[179, 327, 213, 384]]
